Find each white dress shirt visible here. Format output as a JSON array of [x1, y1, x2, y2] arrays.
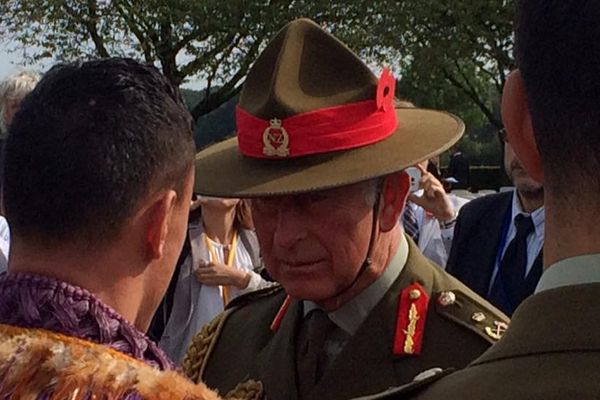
[[159, 221, 272, 363]]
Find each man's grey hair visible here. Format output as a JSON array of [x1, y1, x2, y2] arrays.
[[0, 71, 40, 134], [363, 177, 385, 207]]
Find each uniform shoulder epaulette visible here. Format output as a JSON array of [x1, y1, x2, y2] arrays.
[[183, 308, 234, 383], [225, 284, 283, 310], [433, 289, 510, 344]]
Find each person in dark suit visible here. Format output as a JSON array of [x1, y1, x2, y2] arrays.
[[445, 145, 470, 189], [446, 135, 544, 316]]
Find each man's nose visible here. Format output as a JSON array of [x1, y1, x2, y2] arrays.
[[272, 199, 308, 249]]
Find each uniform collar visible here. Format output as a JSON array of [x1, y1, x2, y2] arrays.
[[304, 234, 409, 335], [535, 253, 600, 293]]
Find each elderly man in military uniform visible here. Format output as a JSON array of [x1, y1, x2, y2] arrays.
[[183, 18, 507, 400]]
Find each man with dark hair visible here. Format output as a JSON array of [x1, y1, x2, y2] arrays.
[[183, 19, 507, 400], [357, 0, 600, 398], [0, 58, 217, 399]]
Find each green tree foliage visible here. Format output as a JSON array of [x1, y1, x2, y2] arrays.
[[348, 0, 514, 129], [0, 0, 311, 120]]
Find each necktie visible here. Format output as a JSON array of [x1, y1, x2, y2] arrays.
[[296, 309, 337, 399], [488, 214, 535, 315], [402, 202, 420, 243]]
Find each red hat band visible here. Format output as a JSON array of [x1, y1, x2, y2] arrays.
[[237, 69, 398, 159]]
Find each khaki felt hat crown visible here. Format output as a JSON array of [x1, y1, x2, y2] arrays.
[[194, 18, 464, 197]]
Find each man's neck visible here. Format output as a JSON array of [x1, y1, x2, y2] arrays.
[[317, 228, 400, 312], [543, 194, 600, 268], [516, 188, 544, 213], [7, 239, 149, 332], [202, 206, 237, 245]]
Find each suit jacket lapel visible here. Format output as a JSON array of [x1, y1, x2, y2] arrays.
[[255, 298, 302, 400], [469, 192, 513, 296]]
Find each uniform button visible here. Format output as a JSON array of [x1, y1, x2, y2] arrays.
[[437, 291, 456, 306], [409, 289, 421, 300]]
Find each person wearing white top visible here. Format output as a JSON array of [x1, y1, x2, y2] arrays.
[[401, 160, 469, 267], [157, 197, 273, 364]]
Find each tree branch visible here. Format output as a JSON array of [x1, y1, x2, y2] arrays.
[[114, 2, 153, 62], [179, 32, 238, 78], [62, 1, 110, 58], [190, 37, 262, 120], [441, 64, 501, 128]]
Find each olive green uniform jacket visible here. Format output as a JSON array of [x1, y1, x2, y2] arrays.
[[358, 283, 600, 400], [184, 239, 508, 400]]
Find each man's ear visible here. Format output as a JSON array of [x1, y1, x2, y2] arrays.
[[502, 69, 544, 183], [379, 172, 410, 232], [144, 190, 178, 260]]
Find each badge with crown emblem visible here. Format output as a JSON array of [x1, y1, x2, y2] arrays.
[[263, 118, 290, 157]]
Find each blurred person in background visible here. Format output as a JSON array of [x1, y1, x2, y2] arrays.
[[402, 160, 469, 267], [0, 71, 39, 271], [153, 195, 273, 363], [395, 101, 468, 267], [426, 157, 442, 180], [446, 143, 470, 189], [0, 71, 39, 137]]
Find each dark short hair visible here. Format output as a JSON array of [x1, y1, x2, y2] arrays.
[[516, 0, 600, 186], [4, 58, 195, 245]]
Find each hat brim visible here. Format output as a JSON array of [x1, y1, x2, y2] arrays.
[[194, 108, 464, 197]]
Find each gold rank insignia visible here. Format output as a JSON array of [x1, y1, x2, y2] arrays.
[[394, 283, 429, 356], [485, 320, 508, 340]]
